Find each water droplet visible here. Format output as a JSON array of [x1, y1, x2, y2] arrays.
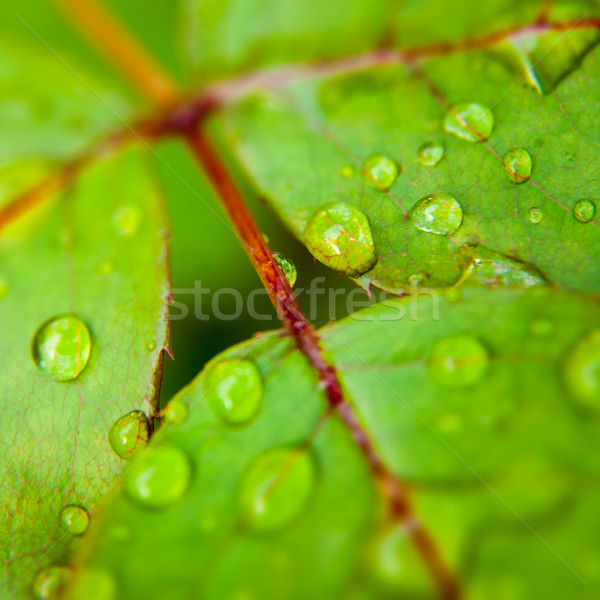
[[206, 359, 263, 426], [361, 153, 400, 191], [417, 142, 444, 167], [573, 199, 595, 223], [409, 193, 463, 235], [124, 445, 191, 509], [503, 148, 532, 183], [239, 446, 316, 531], [528, 207, 543, 224], [304, 202, 377, 277], [31, 315, 91, 382], [530, 319, 554, 337], [0, 276, 9, 300], [274, 253, 297, 287], [445, 287, 462, 304], [59, 505, 89, 536], [108, 411, 149, 460], [564, 330, 600, 410], [408, 272, 427, 286], [339, 164, 356, 178], [443, 103, 494, 142], [112, 205, 140, 236], [428, 334, 489, 388], [162, 398, 188, 426], [33, 565, 71, 600], [145, 340, 156, 352]]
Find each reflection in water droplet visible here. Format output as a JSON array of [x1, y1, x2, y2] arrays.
[[33, 566, 71, 600], [112, 205, 141, 236], [361, 153, 400, 191], [146, 340, 156, 352], [564, 330, 600, 410], [206, 359, 263, 426], [0, 276, 9, 300], [417, 142, 444, 167], [530, 319, 554, 337], [60, 505, 89, 536], [304, 202, 377, 277], [124, 445, 191, 509], [428, 334, 489, 388], [31, 315, 91, 382], [339, 164, 356, 178], [274, 253, 297, 287], [573, 199, 595, 223], [443, 103, 494, 142], [409, 193, 463, 235], [163, 398, 188, 426], [239, 446, 316, 531], [503, 148, 532, 183], [528, 208, 543, 224], [108, 411, 149, 460]]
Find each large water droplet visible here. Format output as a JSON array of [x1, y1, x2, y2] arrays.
[[564, 330, 600, 410], [274, 253, 297, 287], [60, 505, 89, 536], [304, 202, 377, 277], [162, 398, 188, 426], [124, 445, 191, 509], [108, 411, 149, 460], [145, 340, 156, 352], [361, 153, 400, 191], [112, 205, 141, 236], [31, 315, 91, 382], [417, 141, 444, 167], [428, 334, 489, 388], [33, 566, 71, 600], [206, 359, 263, 426], [444, 103, 494, 142], [573, 199, 595, 223], [503, 147, 532, 183], [409, 193, 463, 235], [528, 208, 543, 224], [239, 446, 316, 531]]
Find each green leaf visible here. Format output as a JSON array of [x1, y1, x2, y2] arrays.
[[66, 287, 600, 598], [0, 146, 169, 596]]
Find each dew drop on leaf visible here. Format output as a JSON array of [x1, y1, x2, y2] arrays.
[[502, 147, 532, 183], [443, 102, 494, 142], [339, 164, 356, 178], [124, 445, 191, 509], [33, 565, 71, 600], [108, 410, 149, 460], [528, 207, 543, 224], [162, 398, 189, 426], [239, 446, 316, 531], [573, 199, 595, 223], [564, 330, 600, 410], [111, 205, 141, 236], [304, 202, 377, 277], [427, 334, 489, 388], [417, 141, 444, 167], [31, 315, 91, 382], [145, 340, 156, 352], [206, 359, 263, 427], [274, 253, 297, 287], [361, 153, 400, 191], [59, 505, 89, 536], [409, 193, 463, 235]]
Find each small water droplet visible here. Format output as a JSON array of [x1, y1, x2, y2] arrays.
[[124, 445, 191, 509], [274, 253, 297, 287], [206, 359, 263, 426], [108, 411, 149, 460], [564, 330, 600, 410], [503, 147, 532, 183], [112, 205, 140, 236], [239, 446, 316, 531], [145, 340, 156, 352], [162, 398, 188, 426], [33, 565, 71, 600], [408, 272, 427, 286], [417, 141, 444, 167], [528, 207, 543, 224], [361, 153, 400, 191], [573, 199, 595, 223], [339, 164, 356, 178], [59, 505, 89, 536], [443, 103, 494, 142], [0, 276, 9, 300], [31, 315, 91, 382], [428, 334, 489, 388], [304, 202, 377, 277], [409, 193, 463, 235], [530, 319, 554, 337]]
